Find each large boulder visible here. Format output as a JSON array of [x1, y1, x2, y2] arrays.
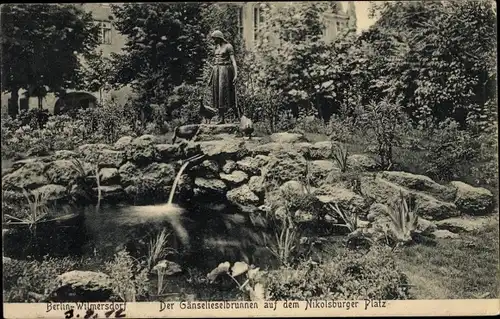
[[347, 154, 379, 172], [125, 135, 159, 165], [114, 136, 134, 150], [435, 216, 492, 233], [99, 168, 120, 185], [2, 161, 49, 190], [32, 184, 68, 202], [250, 142, 287, 156], [222, 160, 237, 174], [96, 149, 126, 168], [198, 139, 248, 160], [307, 141, 333, 160], [308, 160, 340, 184], [194, 178, 227, 195], [380, 171, 456, 201], [262, 151, 307, 187], [118, 162, 175, 197], [450, 181, 494, 215], [220, 171, 249, 187], [45, 160, 84, 185], [156, 143, 182, 162], [226, 185, 260, 206], [269, 132, 306, 143], [197, 123, 239, 135], [192, 160, 220, 178], [50, 271, 113, 302], [236, 155, 270, 175], [360, 176, 459, 221], [314, 185, 367, 218], [248, 176, 266, 197], [279, 180, 306, 197]]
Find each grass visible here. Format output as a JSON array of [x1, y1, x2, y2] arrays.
[[396, 220, 499, 299]]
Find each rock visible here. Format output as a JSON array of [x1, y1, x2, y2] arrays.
[[222, 160, 237, 174], [314, 185, 367, 217], [78, 143, 109, 159], [435, 217, 492, 233], [450, 181, 493, 215], [99, 168, 120, 185], [381, 171, 456, 201], [52, 150, 78, 161], [294, 142, 313, 157], [279, 180, 306, 197], [118, 162, 175, 197], [94, 185, 126, 201], [11, 157, 50, 171], [32, 184, 68, 202], [197, 124, 239, 135], [248, 176, 265, 196], [262, 151, 307, 187], [114, 136, 134, 150], [179, 141, 202, 159], [45, 160, 84, 185], [236, 155, 270, 175], [97, 149, 126, 168], [416, 218, 437, 234], [2, 161, 49, 190], [226, 185, 260, 206], [50, 271, 113, 302], [194, 178, 227, 194], [195, 133, 235, 142], [251, 142, 285, 155], [270, 132, 306, 143], [360, 176, 459, 220], [156, 144, 182, 161], [432, 229, 459, 239], [198, 139, 248, 160], [294, 210, 315, 223], [118, 162, 138, 186], [307, 141, 333, 160], [220, 170, 249, 187], [308, 160, 340, 184], [347, 154, 379, 172], [126, 135, 159, 165], [366, 203, 390, 222], [192, 160, 220, 178]]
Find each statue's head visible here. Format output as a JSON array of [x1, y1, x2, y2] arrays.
[[211, 30, 227, 44]]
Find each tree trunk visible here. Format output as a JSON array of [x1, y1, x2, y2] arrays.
[[38, 96, 43, 110], [8, 88, 20, 118]]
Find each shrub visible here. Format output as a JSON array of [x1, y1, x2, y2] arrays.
[[104, 250, 149, 302], [3, 256, 78, 302], [422, 118, 482, 182], [265, 246, 411, 300], [358, 98, 410, 169]]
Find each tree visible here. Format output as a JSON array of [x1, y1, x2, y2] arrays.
[[1, 4, 99, 114], [110, 3, 207, 102], [80, 50, 113, 104], [361, 0, 497, 128]]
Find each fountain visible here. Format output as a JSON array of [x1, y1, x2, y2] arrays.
[[120, 153, 205, 246]]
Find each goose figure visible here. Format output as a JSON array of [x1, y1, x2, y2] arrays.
[[239, 115, 254, 139], [172, 124, 201, 144], [199, 98, 217, 124]]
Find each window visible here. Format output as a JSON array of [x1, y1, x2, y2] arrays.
[[96, 20, 112, 45], [237, 6, 244, 38], [253, 5, 264, 41]]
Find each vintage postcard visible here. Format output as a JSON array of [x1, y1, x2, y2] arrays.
[[1, 1, 498, 318]]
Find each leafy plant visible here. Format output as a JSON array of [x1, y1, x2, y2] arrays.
[[385, 191, 419, 247], [146, 228, 177, 271], [4, 189, 50, 230], [327, 202, 358, 233], [265, 246, 411, 300], [104, 250, 149, 302], [266, 206, 300, 267], [207, 261, 266, 301], [331, 142, 349, 173]]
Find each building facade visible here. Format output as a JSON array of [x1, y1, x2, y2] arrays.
[[3, 2, 355, 115]]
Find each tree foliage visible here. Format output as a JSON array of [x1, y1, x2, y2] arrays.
[[1, 4, 99, 106]]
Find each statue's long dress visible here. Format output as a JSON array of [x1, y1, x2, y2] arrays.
[[211, 43, 236, 120]]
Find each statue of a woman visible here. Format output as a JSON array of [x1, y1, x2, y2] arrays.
[[208, 30, 238, 124]]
